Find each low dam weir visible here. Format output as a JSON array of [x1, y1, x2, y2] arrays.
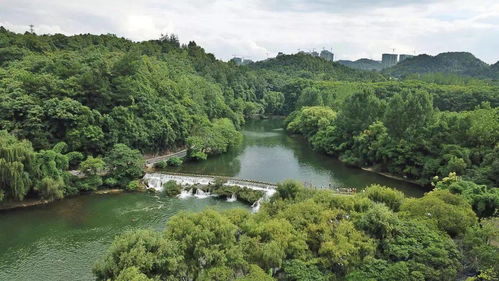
[[143, 173, 277, 211]]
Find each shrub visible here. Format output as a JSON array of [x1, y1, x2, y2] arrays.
[[212, 185, 238, 198], [237, 188, 265, 204], [167, 157, 183, 167], [276, 180, 304, 200], [154, 161, 168, 169], [401, 190, 478, 237], [126, 180, 143, 191], [163, 180, 182, 196], [362, 185, 405, 211]]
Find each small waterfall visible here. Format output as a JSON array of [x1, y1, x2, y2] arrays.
[[226, 193, 237, 202], [251, 199, 262, 213], [143, 173, 277, 212], [194, 189, 211, 199], [178, 188, 193, 199]]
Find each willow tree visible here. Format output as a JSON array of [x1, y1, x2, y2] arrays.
[[0, 130, 36, 201]]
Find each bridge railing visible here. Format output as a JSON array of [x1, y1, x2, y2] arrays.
[[155, 172, 277, 189]]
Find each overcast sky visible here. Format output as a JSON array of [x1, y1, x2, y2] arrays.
[[1, 0, 498, 63]]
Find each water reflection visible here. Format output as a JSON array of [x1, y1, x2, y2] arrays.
[[169, 118, 425, 197]]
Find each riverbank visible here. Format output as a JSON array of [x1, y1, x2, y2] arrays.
[[0, 189, 126, 212], [0, 149, 189, 211], [360, 167, 427, 188]]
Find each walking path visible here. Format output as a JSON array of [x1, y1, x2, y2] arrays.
[[144, 149, 187, 167]]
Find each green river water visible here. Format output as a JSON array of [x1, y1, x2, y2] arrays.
[[0, 118, 425, 281]]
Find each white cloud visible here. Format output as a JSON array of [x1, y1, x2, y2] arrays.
[[0, 0, 498, 63]]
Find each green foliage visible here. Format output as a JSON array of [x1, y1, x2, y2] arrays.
[[434, 173, 498, 218], [250, 53, 385, 82], [153, 160, 168, 169], [286, 86, 498, 187], [126, 179, 143, 191], [36, 176, 65, 200], [286, 106, 336, 138], [382, 52, 492, 78], [461, 219, 499, 279], [355, 204, 463, 281], [187, 118, 242, 160], [99, 183, 475, 280], [362, 185, 405, 211], [235, 264, 274, 281], [282, 259, 328, 281], [2, 28, 498, 281], [77, 156, 105, 191], [356, 203, 400, 240], [94, 229, 186, 281], [165, 210, 247, 279], [401, 190, 478, 237], [0, 28, 272, 159], [166, 156, 183, 167], [163, 180, 182, 196], [275, 180, 304, 200], [115, 267, 153, 281], [0, 130, 36, 201], [235, 188, 264, 205], [0, 131, 73, 201], [263, 91, 285, 114], [104, 144, 144, 188]]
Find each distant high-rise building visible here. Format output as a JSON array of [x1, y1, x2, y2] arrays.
[[231, 57, 243, 65], [241, 59, 253, 65], [399, 54, 414, 62], [382, 53, 398, 67], [320, 50, 334, 61], [231, 57, 253, 66]]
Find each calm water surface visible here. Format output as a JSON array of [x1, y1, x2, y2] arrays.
[[168, 118, 424, 196], [0, 194, 246, 281], [0, 118, 425, 281]]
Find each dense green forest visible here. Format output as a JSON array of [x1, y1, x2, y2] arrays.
[[285, 92, 498, 187], [0, 28, 498, 281], [0, 28, 391, 203]]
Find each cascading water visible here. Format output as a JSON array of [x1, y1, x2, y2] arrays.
[[178, 188, 193, 199], [143, 173, 277, 211], [226, 193, 237, 202], [251, 199, 262, 213], [194, 189, 211, 199]]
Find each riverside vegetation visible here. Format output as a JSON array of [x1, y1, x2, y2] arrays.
[[95, 181, 498, 281], [0, 28, 497, 280]]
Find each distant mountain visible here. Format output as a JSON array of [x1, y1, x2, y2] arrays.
[[382, 52, 492, 78], [250, 53, 385, 81], [490, 61, 499, 78], [337, 59, 384, 71]]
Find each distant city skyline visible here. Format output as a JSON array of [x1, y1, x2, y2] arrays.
[[1, 0, 498, 64]]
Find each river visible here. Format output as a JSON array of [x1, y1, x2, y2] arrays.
[[166, 118, 423, 196], [0, 118, 425, 281]]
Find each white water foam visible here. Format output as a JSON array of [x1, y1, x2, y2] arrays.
[[226, 193, 237, 202], [143, 173, 277, 211], [177, 188, 193, 199]]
